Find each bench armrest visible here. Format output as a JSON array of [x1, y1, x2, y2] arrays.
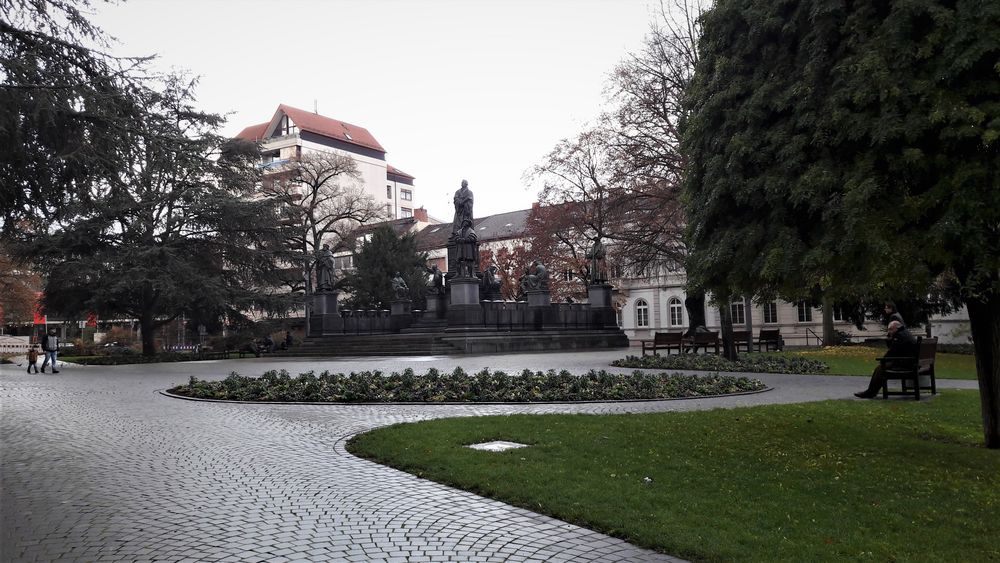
[[877, 356, 917, 368]]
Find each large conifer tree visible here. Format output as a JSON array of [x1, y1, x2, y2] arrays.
[[682, 0, 1000, 446]]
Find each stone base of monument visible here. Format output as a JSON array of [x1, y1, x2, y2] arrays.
[[390, 299, 413, 331], [313, 291, 340, 315], [526, 289, 551, 308], [588, 284, 613, 308], [440, 330, 629, 354], [425, 294, 446, 319], [449, 277, 480, 306], [309, 292, 341, 335], [447, 304, 484, 326]]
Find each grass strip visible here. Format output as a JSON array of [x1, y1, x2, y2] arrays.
[[348, 391, 998, 562], [612, 352, 828, 374], [789, 346, 977, 380], [614, 347, 978, 380], [169, 368, 766, 402]]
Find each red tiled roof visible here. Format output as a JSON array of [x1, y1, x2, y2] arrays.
[[235, 122, 269, 141], [387, 164, 415, 179], [273, 104, 386, 153]]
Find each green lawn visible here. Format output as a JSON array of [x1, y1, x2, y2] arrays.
[[348, 391, 998, 562], [783, 346, 978, 380]]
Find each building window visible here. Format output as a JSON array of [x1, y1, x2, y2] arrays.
[[668, 297, 683, 327], [385, 204, 393, 216], [400, 207, 413, 218], [616, 308, 623, 327], [401, 189, 412, 201], [797, 301, 813, 322], [832, 305, 845, 322], [730, 298, 746, 325], [635, 299, 649, 328], [763, 301, 778, 324], [334, 256, 353, 270], [279, 115, 298, 136], [386, 185, 392, 198], [561, 269, 574, 282]]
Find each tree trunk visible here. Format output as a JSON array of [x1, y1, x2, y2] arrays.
[[140, 312, 157, 356], [744, 295, 754, 352], [718, 302, 737, 361], [965, 293, 1000, 449], [822, 296, 835, 345]]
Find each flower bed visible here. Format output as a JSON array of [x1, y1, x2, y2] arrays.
[[168, 368, 766, 403], [612, 353, 828, 374]]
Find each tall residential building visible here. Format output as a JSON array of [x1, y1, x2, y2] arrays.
[[235, 104, 417, 219]]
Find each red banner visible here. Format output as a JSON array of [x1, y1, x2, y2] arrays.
[[33, 292, 46, 325], [86, 312, 98, 328]]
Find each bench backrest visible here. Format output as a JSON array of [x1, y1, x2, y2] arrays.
[[655, 332, 684, 344], [758, 329, 781, 341], [730, 330, 751, 341], [918, 337, 937, 371], [692, 331, 719, 344]]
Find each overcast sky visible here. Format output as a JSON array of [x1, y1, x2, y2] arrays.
[[90, 0, 658, 220]]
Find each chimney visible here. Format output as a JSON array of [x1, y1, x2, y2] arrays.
[[414, 207, 428, 222]]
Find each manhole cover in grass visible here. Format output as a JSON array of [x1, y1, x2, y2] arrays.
[[466, 440, 529, 452]]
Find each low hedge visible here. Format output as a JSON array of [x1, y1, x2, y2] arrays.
[[612, 353, 828, 374], [169, 368, 767, 403], [61, 351, 232, 365]]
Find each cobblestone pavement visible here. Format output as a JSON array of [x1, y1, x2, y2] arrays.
[[1, 350, 978, 562]]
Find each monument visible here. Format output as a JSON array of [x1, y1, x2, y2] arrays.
[[447, 180, 483, 325], [304, 178, 627, 353], [313, 243, 339, 311]]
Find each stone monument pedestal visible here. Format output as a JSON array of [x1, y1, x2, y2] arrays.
[[313, 291, 340, 315], [310, 291, 341, 335], [448, 277, 483, 325], [588, 284, 613, 308], [587, 284, 617, 329], [425, 293, 446, 318], [390, 299, 412, 316], [526, 289, 551, 308], [390, 299, 413, 331], [526, 289, 556, 329]]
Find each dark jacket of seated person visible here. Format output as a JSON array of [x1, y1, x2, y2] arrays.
[[855, 320, 917, 398]]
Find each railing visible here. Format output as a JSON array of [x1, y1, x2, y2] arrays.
[[0, 335, 31, 355], [804, 328, 824, 347]]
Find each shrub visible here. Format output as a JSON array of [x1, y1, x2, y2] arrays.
[[169, 368, 767, 403]]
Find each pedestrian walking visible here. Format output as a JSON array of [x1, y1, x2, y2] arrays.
[[40, 328, 60, 373], [27, 344, 40, 373]]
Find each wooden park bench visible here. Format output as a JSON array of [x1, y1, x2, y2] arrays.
[[878, 336, 938, 400], [641, 332, 684, 356], [683, 330, 720, 354], [730, 330, 753, 352], [755, 329, 784, 352]]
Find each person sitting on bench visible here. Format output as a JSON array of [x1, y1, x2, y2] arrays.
[[854, 320, 917, 399]]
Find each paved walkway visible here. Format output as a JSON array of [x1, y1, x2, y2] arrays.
[[1, 350, 977, 562]]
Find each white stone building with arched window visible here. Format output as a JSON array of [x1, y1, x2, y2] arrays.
[[613, 265, 972, 346]]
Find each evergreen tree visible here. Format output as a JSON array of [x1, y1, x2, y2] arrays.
[[682, 0, 1000, 446], [341, 225, 427, 309], [1, 0, 149, 232], [21, 75, 291, 355]]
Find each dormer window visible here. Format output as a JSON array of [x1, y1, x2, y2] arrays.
[[279, 115, 298, 136]]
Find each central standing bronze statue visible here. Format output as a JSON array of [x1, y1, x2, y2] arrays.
[[451, 180, 478, 277]]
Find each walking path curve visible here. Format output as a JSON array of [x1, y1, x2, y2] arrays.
[[1, 350, 978, 562]]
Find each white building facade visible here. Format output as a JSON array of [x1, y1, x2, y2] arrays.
[[236, 104, 417, 220]]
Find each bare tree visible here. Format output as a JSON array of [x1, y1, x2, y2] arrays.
[[599, 0, 705, 272], [265, 151, 385, 298], [0, 243, 41, 325]]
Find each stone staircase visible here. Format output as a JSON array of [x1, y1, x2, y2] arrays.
[[284, 332, 459, 357]]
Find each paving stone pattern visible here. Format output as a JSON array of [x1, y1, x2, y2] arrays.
[[1, 350, 976, 562]]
